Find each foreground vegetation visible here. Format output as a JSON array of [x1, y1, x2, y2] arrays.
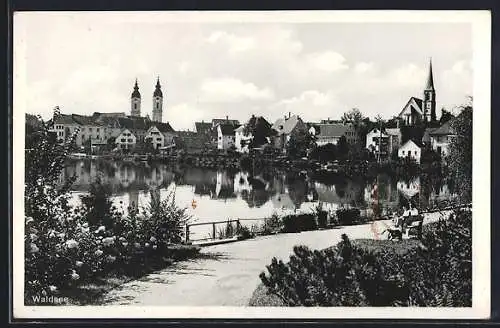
[[250, 209, 471, 307], [24, 113, 199, 305]]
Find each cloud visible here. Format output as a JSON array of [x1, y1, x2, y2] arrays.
[[270, 90, 337, 121], [206, 30, 255, 54], [305, 51, 348, 72], [200, 78, 274, 103], [354, 62, 375, 74], [388, 63, 427, 88], [167, 103, 205, 131]]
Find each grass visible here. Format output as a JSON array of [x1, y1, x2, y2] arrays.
[[248, 237, 420, 307]]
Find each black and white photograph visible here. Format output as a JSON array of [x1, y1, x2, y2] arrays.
[[13, 10, 490, 319]]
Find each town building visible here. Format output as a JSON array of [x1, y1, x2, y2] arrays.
[[272, 114, 308, 152], [429, 120, 456, 157], [397, 59, 437, 126], [144, 122, 176, 149], [130, 79, 141, 117], [115, 128, 137, 150], [234, 125, 252, 153], [398, 139, 422, 164], [217, 124, 237, 150], [309, 123, 348, 146], [365, 128, 390, 158]]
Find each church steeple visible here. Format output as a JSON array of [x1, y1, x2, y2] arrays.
[[423, 58, 436, 122], [425, 58, 435, 91], [131, 78, 141, 117], [152, 76, 164, 122]]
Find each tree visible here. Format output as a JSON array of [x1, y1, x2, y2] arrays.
[[286, 131, 315, 159], [439, 108, 455, 125], [337, 136, 349, 159], [341, 108, 364, 126], [447, 100, 472, 202]]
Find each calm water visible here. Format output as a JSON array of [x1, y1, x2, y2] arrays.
[[60, 159, 456, 239]]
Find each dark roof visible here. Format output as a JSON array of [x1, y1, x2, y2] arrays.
[[212, 118, 239, 127], [219, 124, 236, 136], [155, 122, 175, 133], [54, 114, 77, 125], [118, 116, 150, 130], [153, 78, 163, 97], [314, 124, 348, 138], [195, 122, 213, 134], [429, 120, 454, 135], [422, 128, 436, 143], [71, 114, 104, 126]]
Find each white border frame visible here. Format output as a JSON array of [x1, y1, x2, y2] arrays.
[[12, 10, 491, 319]]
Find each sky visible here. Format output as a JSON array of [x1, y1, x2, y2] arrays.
[[15, 12, 473, 131]]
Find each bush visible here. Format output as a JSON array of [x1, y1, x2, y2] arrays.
[[261, 214, 283, 235], [336, 208, 361, 226], [281, 213, 318, 233], [258, 209, 472, 307]]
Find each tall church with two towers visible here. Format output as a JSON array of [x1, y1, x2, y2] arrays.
[[130, 77, 164, 123]]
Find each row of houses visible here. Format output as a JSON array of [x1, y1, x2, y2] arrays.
[[364, 118, 457, 164]]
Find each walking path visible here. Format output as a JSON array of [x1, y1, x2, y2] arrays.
[[102, 210, 450, 306]]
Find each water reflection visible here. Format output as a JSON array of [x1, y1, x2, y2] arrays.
[[61, 159, 456, 221]]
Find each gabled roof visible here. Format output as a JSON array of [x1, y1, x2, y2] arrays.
[[429, 120, 454, 135], [212, 118, 239, 127], [155, 122, 175, 133], [314, 124, 348, 138], [400, 139, 423, 149], [272, 115, 304, 135], [398, 97, 423, 117], [117, 116, 150, 131], [71, 114, 105, 126], [219, 123, 236, 136], [53, 114, 76, 125], [195, 122, 213, 134], [234, 125, 246, 132]]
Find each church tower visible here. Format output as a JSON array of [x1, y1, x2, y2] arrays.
[[131, 79, 141, 117], [152, 77, 163, 122], [423, 58, 436, 122]]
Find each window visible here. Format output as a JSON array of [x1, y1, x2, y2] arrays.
[[128, 138, 133, 143], [402, 150, 405, 155], [156, 138, 162, 142], [156, 103, 159, 110], [134, 103, 137, 110], [89, 128, 92, 132], [97, 128, 100, 132], [121, 138, 126, 142], [219, 136, 222, 140]]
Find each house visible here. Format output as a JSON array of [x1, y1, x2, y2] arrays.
[[429, 120, 456, 157], [51, 113, 107, 147], [398, 139, 422, 164], [309, 123, 348, 146], [144, 122, 175, 149], [397, 177, 420, 200], [234, 125, 252, 153], [115, 129, 137, 150], [272, 114, 308, 151], [365, 128, 390, 158], [212, 117, 240, 128], [217, 124, 237, 150]]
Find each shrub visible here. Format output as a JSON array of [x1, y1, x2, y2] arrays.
[[258, 209, 472, 307], [259, 235, 387, 306], [281, 213, 318, 233], [261, 214, 283, 235], [336, 208, 361, 226]]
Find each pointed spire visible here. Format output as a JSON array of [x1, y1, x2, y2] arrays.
[[153, 76, 163, 97], [131, 78, 141, 98], [425, 58, 435, 90]]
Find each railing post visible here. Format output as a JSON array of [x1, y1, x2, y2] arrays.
[[185, 224, 190, 244], [212, 222, 216, 240]]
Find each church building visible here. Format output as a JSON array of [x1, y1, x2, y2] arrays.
[[397, 59, 437, 126], [130, 77, 165, 123]]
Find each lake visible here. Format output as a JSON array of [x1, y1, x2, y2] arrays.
[[60, 159, 457, 240]]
